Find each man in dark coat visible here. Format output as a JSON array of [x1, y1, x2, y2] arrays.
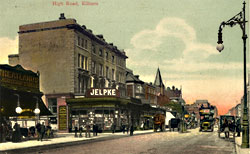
[[130, 125, 134, 136], [40, 122, 46, 141], [36, 122, 41, 141]]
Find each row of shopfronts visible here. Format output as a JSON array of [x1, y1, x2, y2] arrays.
[[0, 64, 52, 142], [64, 90, 165, 132], [0, 64, 165, 142]]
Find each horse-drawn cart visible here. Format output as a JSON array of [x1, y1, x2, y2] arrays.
[[218, 115, 236, 139]]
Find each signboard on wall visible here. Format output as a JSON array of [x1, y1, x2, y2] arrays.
[[86, 88, 120, 98], [59, 106, 67, 130], [0, 65, 39, 92]]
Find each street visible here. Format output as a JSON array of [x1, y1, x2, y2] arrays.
[[37, 128, 235, 154]]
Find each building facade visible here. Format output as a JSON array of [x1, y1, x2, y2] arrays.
[[9, 13, 127, 130]]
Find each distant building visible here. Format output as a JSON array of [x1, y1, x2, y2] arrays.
[[194, 100, 210, 108]]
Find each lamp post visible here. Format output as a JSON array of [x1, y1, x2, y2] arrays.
[[33, 96, 40, 124], [14, 94, 22, 115], [216, 1, 249, 148]]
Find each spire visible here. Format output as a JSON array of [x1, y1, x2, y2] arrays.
[[154, 67, 165, 88]]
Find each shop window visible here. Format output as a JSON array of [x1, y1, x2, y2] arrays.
[[48, 98, 57, 114]]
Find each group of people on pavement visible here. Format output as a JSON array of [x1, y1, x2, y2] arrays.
[[74, 123, 93, 138], [73, 121, 135, 138], [0, 120, 53, 143]]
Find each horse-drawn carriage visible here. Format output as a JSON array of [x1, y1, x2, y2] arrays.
[[169, 118, 181, 132], [218, 115, 236, 139]]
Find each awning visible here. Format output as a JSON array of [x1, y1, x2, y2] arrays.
[[0, 86, 52, 117]]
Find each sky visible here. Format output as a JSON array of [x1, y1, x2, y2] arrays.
[[0, 0, 249, 115]]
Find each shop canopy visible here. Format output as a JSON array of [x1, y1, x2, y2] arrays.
[[0, 86, 52, 117], [0, 64, 52, 117]]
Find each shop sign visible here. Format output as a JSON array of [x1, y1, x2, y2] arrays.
[[59, 106, 67, 130], [86, 88, 120, 98], [0, 68, 39, 92]]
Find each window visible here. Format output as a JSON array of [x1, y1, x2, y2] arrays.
[[92, 44, 96, 53], [81, 55, 84, 68], [127, 85, 133, 97], [105, 52, 108, 60], [99, 49, 103, 57], [48, 98, 57, 114], [81, 38, 84, 47], [112, 69, 115, 80], [78, 78, 86, 93], [112, 55, 115, 63], [85, 57, 88, 70], [78, 36, 80, 46], [92, 61, 96, 74], [78, 54, 81, 67], [106, 66, 109, 78], [85, 40, 87, 49], [99, 64, 103, 76]]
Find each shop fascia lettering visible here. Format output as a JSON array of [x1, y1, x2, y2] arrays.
[[90, 89, 116, 96]]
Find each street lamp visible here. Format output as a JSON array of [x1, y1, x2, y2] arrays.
[[216, 1, 249, 148], [33, 96, 40, 123], [14, 94, 22, 114]]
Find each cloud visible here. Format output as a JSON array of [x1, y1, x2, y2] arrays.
[[126, 17, 243, 114], [128, 17, 218, 61], [126, 17, 243, 76], [0, 36, 18, 64]]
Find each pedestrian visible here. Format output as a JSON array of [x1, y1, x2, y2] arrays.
[[126, 124, 129, 134], [122, 124, 126, 134], [29, 126, 35, 138], [46, 124, 52, 138], [85, 123, 90, 138], [36, 122, 41, 141], [40, 122, 45, 141], [223, 118, 229, 139], [236, 118, 241, 137], [130, 125, 134, 136], [112, 122, 116, 134], [12, 123, 21, 142], [93, 123, 96, 136], [95, 124, 98, 136], [79, 126, 83, 137], [74, 125, 78, 137]]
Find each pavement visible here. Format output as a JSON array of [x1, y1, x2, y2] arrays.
[[235, 135, 250, 154], [0, 130, 154, 153]]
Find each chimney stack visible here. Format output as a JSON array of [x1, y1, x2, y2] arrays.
[[59, 13, 66, 20]]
